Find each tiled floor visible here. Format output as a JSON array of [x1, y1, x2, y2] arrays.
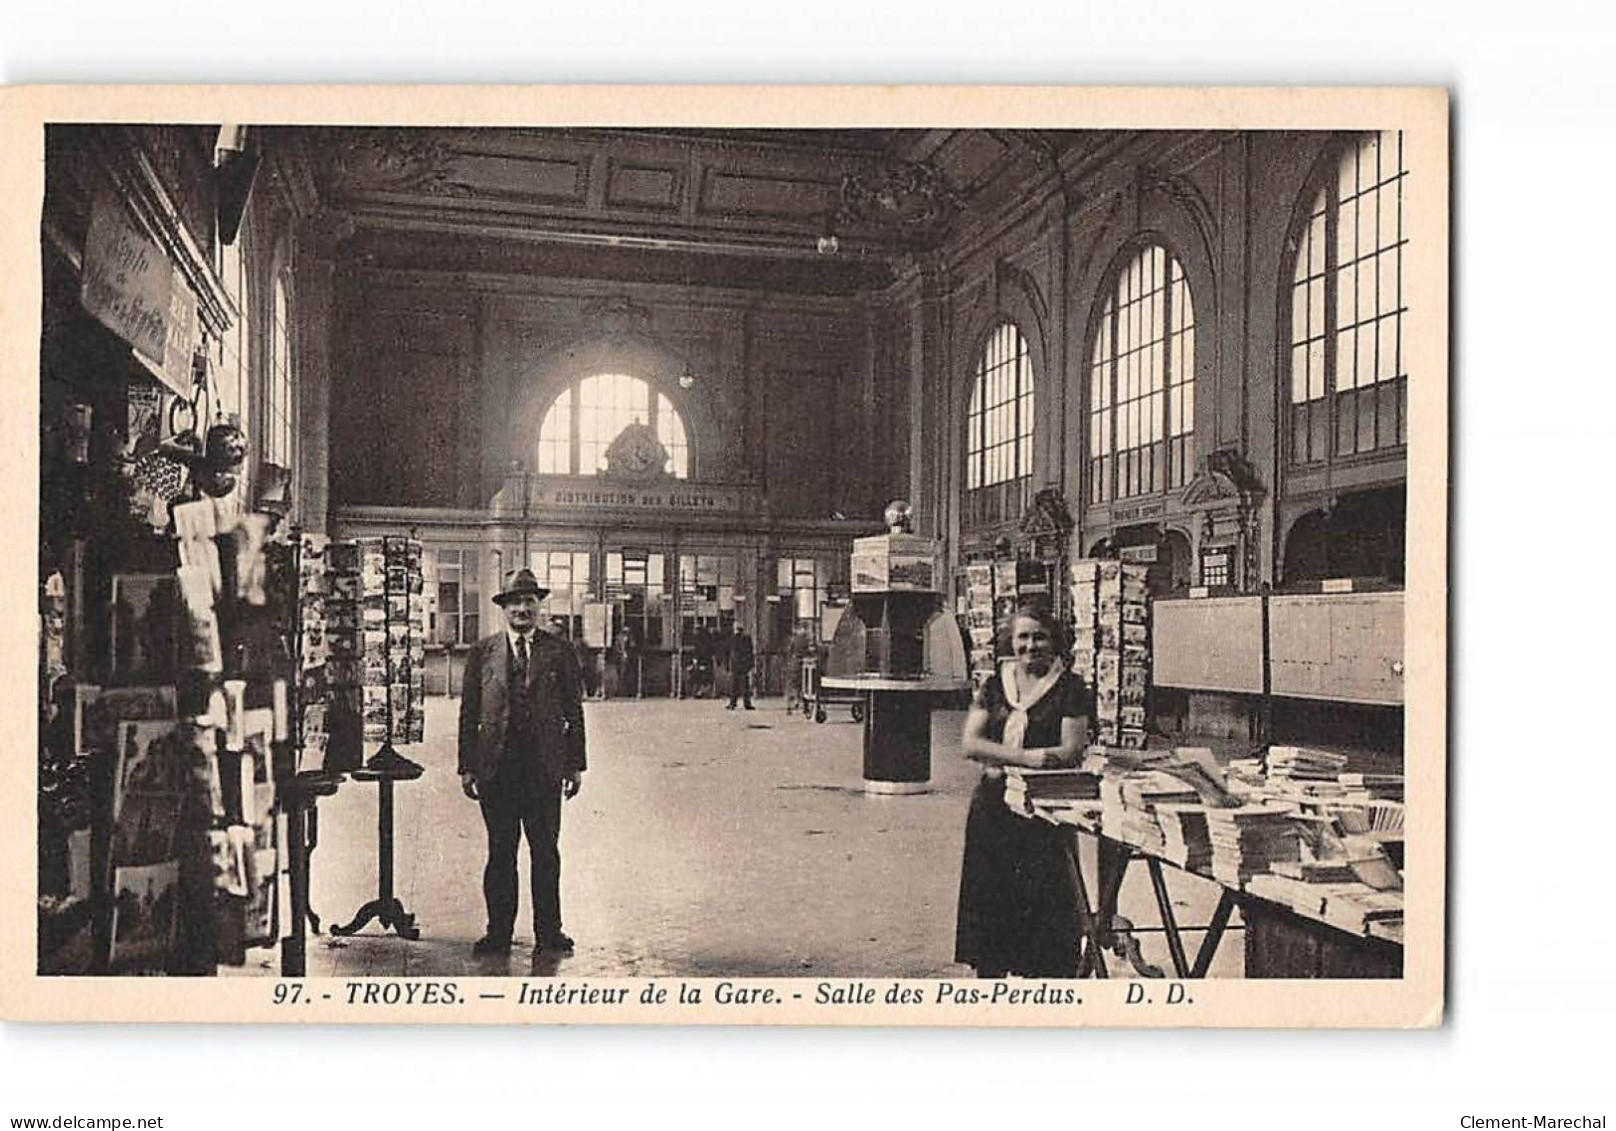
[[243, 695, 1243, 979]]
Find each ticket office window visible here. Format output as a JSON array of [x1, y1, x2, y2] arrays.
[[528, 549, 593, 639], [775, 556, 828, 642], [679, 553, 738, 641], [606, 550, 667, 650], [431, 548, 482, 646]]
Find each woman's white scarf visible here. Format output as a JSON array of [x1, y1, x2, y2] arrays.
[[1000, 658, 1065, 751]]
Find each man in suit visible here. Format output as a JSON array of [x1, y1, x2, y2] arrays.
[[725, 623, 755, 711], [458, 569, 587, 956]]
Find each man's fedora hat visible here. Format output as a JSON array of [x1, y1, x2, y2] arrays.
[[493, 568, 551, 605]]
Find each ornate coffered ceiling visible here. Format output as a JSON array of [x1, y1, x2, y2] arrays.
[[271, 126, 1082, 295]]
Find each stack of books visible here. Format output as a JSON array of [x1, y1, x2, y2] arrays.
[[1155, 803, 1213, 872], [1323, 799, 1405, 836], [1003, 768, 1100, 814], [1321, 886, 1404, 936], [1339, 772, 1405, 801], [1101, 772, 1199, 854], [1205, 805, 1302, 885], [1267, 746, 1350, 782], [1244, 871, 1404, 936], [1246, 872, 1364, 918]]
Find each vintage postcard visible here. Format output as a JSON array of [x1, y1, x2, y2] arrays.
[[0, 85, 1447, 1025]]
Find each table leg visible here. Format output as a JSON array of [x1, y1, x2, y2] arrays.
[[280, 799, 309, 977], [1064, 830, 1109, 979], [1190, 889, 1239, 978], [1146, 857, 1191, 978]]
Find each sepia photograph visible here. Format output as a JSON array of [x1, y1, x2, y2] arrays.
[[4, 84, 1447, 1026]]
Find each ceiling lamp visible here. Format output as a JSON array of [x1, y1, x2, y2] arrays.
[[678, 362, 697, 390]]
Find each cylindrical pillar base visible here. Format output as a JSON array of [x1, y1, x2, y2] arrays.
[[861, 691, 932, 792]]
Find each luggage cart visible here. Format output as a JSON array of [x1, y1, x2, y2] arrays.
[[801, 655, 865, 724]]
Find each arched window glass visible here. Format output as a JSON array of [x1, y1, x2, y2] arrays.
[[1290, 130, 1408, 464], [1087, 245, 1195, 504], [536, 372, 689, 478], [965, 322, 1034, 492]]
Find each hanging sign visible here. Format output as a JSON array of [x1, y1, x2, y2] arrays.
[[81, 197, 180, 391], [1118, 544, 1159, 564], [134, 269, 200, 398]]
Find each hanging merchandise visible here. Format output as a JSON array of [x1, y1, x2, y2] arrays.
[[160, 351, 247, 500]]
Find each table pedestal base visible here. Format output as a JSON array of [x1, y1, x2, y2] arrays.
[[330, 758, 422, 942]]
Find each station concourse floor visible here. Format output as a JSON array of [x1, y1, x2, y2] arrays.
[[258, 695, 1244, 980]]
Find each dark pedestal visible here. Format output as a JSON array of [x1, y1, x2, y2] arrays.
[[862, 692, 932, 793], [822, 678, 970, 795]]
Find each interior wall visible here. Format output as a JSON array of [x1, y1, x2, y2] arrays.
[[881, 129, 1405, 593], [327, 272, 880, 521]]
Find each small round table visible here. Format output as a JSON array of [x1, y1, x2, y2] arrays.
[[820, 676, 971, 794]]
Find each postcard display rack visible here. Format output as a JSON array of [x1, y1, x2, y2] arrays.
[[1069, 560, 1151, 749], [38, 494, 301, 976], [326, 536, 427, 942], [963, 559, 1053, 688]]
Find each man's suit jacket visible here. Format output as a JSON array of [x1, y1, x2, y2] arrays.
[[457, 631, 587, 784], [728, 631, 754, 672]]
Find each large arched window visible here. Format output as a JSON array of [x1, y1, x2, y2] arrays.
[[1289, 130, 1407, 464], [1087, 245, 1195, 505], [962, 322, 1034, 530], [536, 372, 689, 478]]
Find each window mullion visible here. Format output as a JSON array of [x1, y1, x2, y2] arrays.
[[568, 384, 580, 475], [1108, 302, 1120, 502], [1324, 168, 1340, 464]]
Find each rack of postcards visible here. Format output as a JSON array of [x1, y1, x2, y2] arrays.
[[963, 562, 996, 686], [37, 491, 298, 976], [320, 537, 426, 766], [1070, 559, 1150, 749], [961, 556, 1056, 689], [292, 534, 331, 773]]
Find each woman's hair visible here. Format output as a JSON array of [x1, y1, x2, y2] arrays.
[[997, 604, 1068, 657]]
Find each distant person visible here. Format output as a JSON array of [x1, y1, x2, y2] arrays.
[[783, 626, 810, 714], [691, 625, 715, 699], [572, 634, 596, 698], [457, 569, 588, 957], [725, 624, 755, 711], [955, 606, 1090, 978]]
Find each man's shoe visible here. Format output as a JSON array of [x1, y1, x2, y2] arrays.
[[725, 703, 736, 710], [744, 704, 755, 710], [472, 935, 512, 956], [538, 930, 575, 955]]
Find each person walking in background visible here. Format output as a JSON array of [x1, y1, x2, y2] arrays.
[[784, 625, 810, 714], [458, 569, 588, 957], [726, 623, 755, 710]]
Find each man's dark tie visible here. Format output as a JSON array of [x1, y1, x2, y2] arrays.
[[514, 634, 529, 683]]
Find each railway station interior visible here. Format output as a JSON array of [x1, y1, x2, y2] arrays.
[[36, 123, 1413, 981]]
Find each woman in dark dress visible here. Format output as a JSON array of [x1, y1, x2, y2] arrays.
[[955, 606, 1092, 978]]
